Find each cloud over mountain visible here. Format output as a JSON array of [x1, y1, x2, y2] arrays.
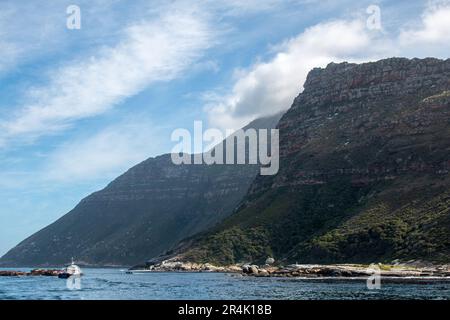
[[206, 2, 450, 130]]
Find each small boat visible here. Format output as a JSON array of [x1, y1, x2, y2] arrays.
[[58, 258, 83, 279]]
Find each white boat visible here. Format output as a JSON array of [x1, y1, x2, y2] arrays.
[[58, 258, 83, 279]]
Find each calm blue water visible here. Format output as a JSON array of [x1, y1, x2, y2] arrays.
[[0, 268, 449, 300]]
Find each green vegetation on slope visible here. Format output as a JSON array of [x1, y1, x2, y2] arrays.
[[182, 177, 450, 265]]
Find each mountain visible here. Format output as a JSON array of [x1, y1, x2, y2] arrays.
[[171, 57, 450, 265], [0, 114, 282, 267]]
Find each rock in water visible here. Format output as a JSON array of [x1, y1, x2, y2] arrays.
[[249, 265, 259, 274]]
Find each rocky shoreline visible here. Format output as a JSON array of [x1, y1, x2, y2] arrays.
[[0, 269, 60, 277], [2, 263, 449, 279], [131, 261, 450, 279]]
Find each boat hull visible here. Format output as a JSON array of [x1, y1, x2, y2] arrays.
[[58, 273, 83, 279]]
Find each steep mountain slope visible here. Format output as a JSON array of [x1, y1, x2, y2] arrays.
[[0, 114, 282, 267], [174, 57, 450, 265]]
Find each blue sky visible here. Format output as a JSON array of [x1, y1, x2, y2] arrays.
[[1, 0, 450, 256]]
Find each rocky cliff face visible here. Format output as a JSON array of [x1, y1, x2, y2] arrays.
[[0, 114, 282, 267], [175, 58, 450, 265]]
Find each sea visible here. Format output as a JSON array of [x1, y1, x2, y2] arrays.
[[0, 268, 449, 300]]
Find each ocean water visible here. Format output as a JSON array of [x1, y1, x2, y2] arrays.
[[0, 268, 449, 300]]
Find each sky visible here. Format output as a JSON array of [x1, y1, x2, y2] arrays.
[[1, 0, 450, 256]]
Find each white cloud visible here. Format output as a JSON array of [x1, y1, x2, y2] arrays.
[[0, 7, 27, 74], [0, 43, 18, 74], [210, 0, 320, 15], [0, 2, 66, 76], [44, 120, 162, 182], [211, 0, 286, 15], [0, 117, 166, 188], [205, 20, 383, 130], [400, 3, 450, 45], [0, 8, 212, 145]]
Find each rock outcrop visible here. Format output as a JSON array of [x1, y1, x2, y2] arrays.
[[241, 264, 450, 279], [0, 269, 60, 277], [129, 259, 450, 279]]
